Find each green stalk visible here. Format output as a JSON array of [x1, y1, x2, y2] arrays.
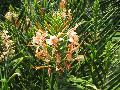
[[41, 69, 45, 90], [54, 73, 59, 90], [49, 73, 54, 90]]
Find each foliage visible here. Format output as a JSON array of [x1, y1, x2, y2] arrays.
[[0, 0, 120, 90]]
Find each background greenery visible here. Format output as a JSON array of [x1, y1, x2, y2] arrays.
[[0, 0, 120, 90]]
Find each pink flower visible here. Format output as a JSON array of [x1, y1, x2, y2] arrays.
[[32, 36, 40, 45], [46, 36, 59, 46], [67, 30, 77, 37], [32, 31, 47, 45], [67, 30, 79, 43], [69, 35, 79, 43]]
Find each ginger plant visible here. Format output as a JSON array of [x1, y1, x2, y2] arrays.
[[30, 0, 84, 76]]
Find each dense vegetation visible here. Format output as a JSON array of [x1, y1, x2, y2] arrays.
[[0, 0, 120, 90]]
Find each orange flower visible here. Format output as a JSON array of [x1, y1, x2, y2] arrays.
[[64, 61, 71, 71], [67, 44, 74, 52], [48, 67, 52, 76], [35, 50, 46, 59], [67, 29, 79, 43], [66, 51, 73, 61], [55, 52, 61, 63], [67, 23, 80, 43], [32, 36, 40, 45], [46, 36, 59, 46], [59, 0, 67, 9], [32, 31, 47, 45], [69, 35, 79, 43], [66, 43, 80, 61]]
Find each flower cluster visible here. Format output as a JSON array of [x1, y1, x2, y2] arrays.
[[31, 24, 80, 75], [5, 12, 18, 22], [5, 11, 30, 29], [31, 0, 83, 76], [0, 30, 15, 62]]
